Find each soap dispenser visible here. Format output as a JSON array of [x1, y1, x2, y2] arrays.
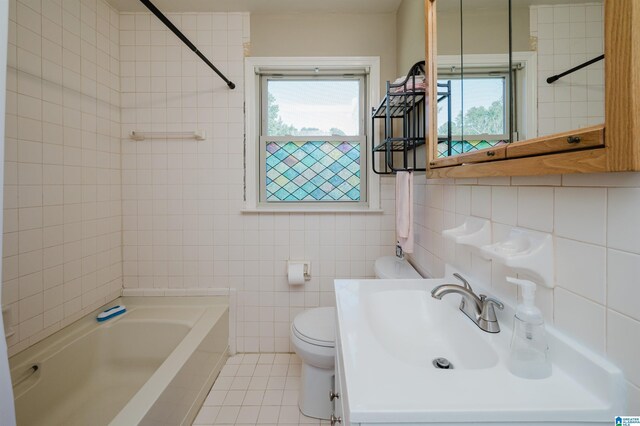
[[506, 277, 552, 379]]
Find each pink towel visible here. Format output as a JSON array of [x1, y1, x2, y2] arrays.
[[396, 171, 414, 253]]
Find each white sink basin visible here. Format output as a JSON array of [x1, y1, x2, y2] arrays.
[[334, 266, 625, 425], [364, 290, 498, 369]]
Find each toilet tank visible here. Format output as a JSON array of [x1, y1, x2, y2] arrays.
[[374, 256, 422, 279]]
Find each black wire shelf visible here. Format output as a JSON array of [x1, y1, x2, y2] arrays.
[[371, 61, 452, 175]]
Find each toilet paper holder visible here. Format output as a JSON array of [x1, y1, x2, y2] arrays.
[[288, 261, 311, 281]]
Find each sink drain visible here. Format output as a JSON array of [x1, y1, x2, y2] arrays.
[[432, 357, 453, 369]]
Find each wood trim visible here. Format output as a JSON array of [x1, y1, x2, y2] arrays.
[[507, 125, 604, 159], [427, 148, 607, 178], [429, 155, 459, 168], [429, 145, 507, 168], [424, 0, 640, 178], [456, 145, 507, 164], [425, 0, 439, 169], [605, 0, 640, 171]]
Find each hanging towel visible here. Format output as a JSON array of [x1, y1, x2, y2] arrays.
[[396, 171, 414, 253]]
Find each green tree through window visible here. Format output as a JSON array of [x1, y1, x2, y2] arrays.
[[267, 92, 297, 136], [438, 99, 504, 136]]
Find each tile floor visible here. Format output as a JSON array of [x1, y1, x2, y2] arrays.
[[193, 353, 331, 425]]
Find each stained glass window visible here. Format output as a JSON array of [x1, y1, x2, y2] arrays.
[[265, 141, 360, 202], [260, 75, 366, 204], [437, 140, 507, 158]]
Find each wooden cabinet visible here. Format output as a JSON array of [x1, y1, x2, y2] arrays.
[[425, 0, 640, 178]]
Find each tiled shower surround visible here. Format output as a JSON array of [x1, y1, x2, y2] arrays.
[[3, 0, 122, 355], [117, 11, 397, 354], [530, 3, 605, 136], [2, 1, 398, 356]]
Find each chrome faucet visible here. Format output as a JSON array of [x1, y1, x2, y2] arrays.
[[431, 273, 504, 333]]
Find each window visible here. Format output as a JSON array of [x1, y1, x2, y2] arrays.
[[437, 71, 511, 157], [261, 77, 365, 203], [245, 57, 380, 212]]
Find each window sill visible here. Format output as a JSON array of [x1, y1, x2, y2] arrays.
[[241, 207, 385, 214]]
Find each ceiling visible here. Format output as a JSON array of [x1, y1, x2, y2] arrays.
[[106, 0, 403, 14]]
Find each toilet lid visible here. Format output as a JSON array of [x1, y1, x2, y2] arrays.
[[292, 307, 336, 347], [374, 256, 422, 279]]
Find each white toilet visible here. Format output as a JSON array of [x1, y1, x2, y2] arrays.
[[290, 256, 421, 419]]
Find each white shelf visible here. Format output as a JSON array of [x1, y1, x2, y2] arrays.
[[481, 228, 554, 288], [442, 217, 491, 253], [129, 130, 206, 141]]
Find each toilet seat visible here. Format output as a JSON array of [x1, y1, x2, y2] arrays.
[[291, 307, 335, 348]]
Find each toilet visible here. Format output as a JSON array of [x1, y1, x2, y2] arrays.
[[290, 256, 421, 419]]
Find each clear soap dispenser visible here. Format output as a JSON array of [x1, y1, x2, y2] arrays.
[[506, 277, 552, 379]]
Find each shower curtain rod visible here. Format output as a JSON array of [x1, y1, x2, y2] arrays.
[[138, 0, 236, 89], [546, 54, 604, 84]]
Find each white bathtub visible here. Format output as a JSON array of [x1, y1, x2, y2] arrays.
[[9, 296, 229, 426]]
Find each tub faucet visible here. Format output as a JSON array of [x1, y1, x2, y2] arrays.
[[431, 273, 504, 333]]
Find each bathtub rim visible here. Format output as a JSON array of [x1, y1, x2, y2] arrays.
[[9, 296, 228, 372], [9, 296, 229, 425]]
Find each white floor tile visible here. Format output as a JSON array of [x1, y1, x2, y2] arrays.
[[257, 405, 280, 423], [262, 389, 283, 406], [223, 390, 246, 406], [243, 390, 265, 406], [193, 406, 220, 425], [236, 406, 260, 423], [194, 353, 320, 426], [216, 406, 241, 424]]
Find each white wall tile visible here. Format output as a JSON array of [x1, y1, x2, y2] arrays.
[[607, 310, 640, 387], [491, 186, 517, 225], [531, 3, 604, 136], [455, 185, 471, 215], [3, 0, 122, 354], [554, 287, 605, 354], [607, 249, 640, 322], [627, 382, 640, 414], [517, 187, 554, 232], [471, 186, 491, 219], [555, 238, 605, 303], [608, 188, 640, 254], [554, 187, 606, 245]]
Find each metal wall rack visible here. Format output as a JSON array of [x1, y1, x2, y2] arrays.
[[371, 61, 451, 174]]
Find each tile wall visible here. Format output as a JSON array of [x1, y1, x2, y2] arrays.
[[2, 0, 122, 355], [410, 172, 640, 413], [118, 12, 397, 353], [531, 3, 604, 136]]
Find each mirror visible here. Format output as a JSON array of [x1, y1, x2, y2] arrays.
[[435, 0, 605, 159], [436, 0, 512, 158], [511, 0, 605, 140]]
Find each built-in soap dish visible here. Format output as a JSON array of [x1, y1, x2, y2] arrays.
[[481, 228, 554, 288], [442, 217, 491, 254]]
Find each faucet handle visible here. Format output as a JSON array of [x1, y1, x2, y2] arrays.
[[479, 294, 504, 328], [480, 295, 504, 310], [453, 273, 472, 291]]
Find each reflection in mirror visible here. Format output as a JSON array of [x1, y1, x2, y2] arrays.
[[434, 0, 605, 159], [511, 0, 605, 139], [436, 0, 513, 158]]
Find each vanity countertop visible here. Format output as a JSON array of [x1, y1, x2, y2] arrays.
[[334, 267, 625, 425]]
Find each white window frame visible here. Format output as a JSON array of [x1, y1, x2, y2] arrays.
[[437, 72, 511, 141], [244, 57, 381, 213], [437, 52, 537, 142]]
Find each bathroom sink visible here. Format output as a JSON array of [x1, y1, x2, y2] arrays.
[[334, 265, 625, 425], [363, 290, 498, 369]]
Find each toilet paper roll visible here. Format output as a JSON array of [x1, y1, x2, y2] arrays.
[[288, 263, 306, 285]]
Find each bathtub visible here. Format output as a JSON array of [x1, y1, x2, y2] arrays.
[[9, 296, 229, 426]]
